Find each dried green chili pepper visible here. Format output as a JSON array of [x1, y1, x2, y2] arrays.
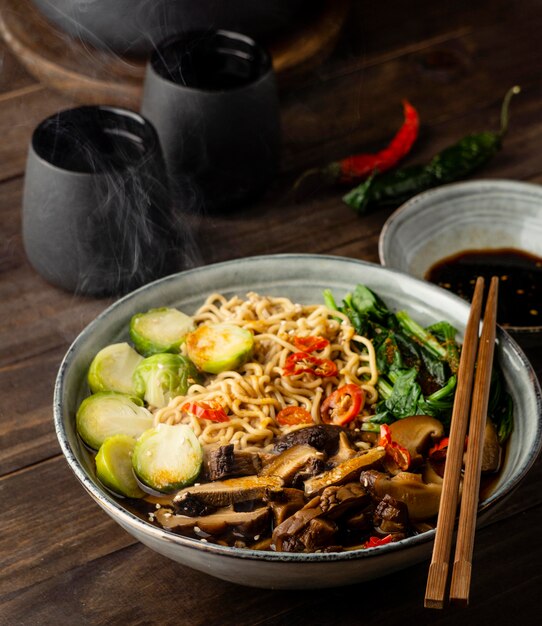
[[344, 86, 520, 213]]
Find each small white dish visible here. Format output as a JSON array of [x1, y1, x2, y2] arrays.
[[54, 254, 542, 589], [379, 179, 542, 343]]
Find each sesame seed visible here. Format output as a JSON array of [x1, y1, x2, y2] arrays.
[[155, 503, 161, 509]]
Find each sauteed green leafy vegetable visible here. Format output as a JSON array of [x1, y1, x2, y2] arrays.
[[324, 284, 512, 443]]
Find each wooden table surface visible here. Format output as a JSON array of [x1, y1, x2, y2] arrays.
[[1, 1, 541, 624]]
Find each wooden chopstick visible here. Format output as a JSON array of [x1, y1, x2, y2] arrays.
[[449, 276, 499, 605], [424, 276, 485, 609]]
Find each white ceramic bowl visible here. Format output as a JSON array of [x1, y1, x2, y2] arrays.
[[378, 179, 542, 342], [53, 254, 542, 589]]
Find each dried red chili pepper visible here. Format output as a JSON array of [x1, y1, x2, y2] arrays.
[[283, 352, 338, 378], [294, 100, 419, 193], [292, 335, 330, 352]]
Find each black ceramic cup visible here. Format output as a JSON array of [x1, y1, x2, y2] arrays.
[[22, 106, 173, 296], [140, 30, 280, 212]]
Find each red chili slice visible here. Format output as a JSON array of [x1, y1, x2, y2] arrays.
[[181, 401, 229, 423], [283, 352, 338, 378], [321, 384, 364, 426], [428, 436, 450, 461], [293, 336, 330, 353], [364, 534, 393, 549], [276, 406, 314, 426], [378, 424, 411, 471]]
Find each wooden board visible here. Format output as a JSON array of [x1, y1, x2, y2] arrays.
[[0, 0, 350, 108]]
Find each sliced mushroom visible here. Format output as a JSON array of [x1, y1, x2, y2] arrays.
[[389, 415, 444, 465], [481, 420, 502, 473], [273, 425, 348, 455], [319, 482, 370, 519], [271, 497, 337, 553], [304, 447, 386, 497], [155, 506, 270, 538], [360, 469, 443, 521], [205, 444, 262, 481], [260, 444, 324, 483], [173, 475, 283, 509], [265, 488, 307, 526], [373, 494, 409, 536], [290, 456, 327, 489], [328, 432, 359, 466]]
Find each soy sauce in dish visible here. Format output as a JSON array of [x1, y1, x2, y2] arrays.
[[425, 247, 542, 327]]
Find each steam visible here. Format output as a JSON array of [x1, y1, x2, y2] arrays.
[[39, 112, 204, 297]]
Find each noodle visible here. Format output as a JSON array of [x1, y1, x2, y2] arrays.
[[154, 292, 379, 450]]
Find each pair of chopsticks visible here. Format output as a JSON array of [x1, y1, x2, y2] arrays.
[[425, 276, 499, 609]]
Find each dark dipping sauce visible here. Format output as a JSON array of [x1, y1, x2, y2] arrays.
[[426, 247, 542, 327]]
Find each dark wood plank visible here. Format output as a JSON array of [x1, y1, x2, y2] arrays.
[[0, 456, 136, 597]]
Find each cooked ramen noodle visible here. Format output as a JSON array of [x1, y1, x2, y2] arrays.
[[154, 292, 379, 450]]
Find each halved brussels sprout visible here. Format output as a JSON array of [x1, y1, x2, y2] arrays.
[[129, 307, 195, 356], [76, 392, 153, 450], [87, 342, 143, 396], [132, 353, 200, 408], [132, 424, 203, 493], [185, 323, 254, 374], [95, 434, 144, 498]]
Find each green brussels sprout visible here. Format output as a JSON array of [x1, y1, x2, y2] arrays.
[[76, 392, 153, 450], [95, 434, 144, 498], [87, 342, 143, 396], [133, 353, 200, 408], [132, 424, 203, 493], [185, 323, 254, 374], [129, 307, 195, 356]]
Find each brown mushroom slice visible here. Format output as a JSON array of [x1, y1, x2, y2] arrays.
[[327, 432, 359, 466], [155, 506, 271, 538], [319, 482, 370, 519], [481, 420, 502, 473], [304, 447, 386, 497], [205, 444, 262, 481], [271, 497, 337, 553], [373, 494, 409, 536], [389, 415, 444, 465], [273, 425, 347, 455], [260, 444, 324, 483], [360, 469, 443, 521], [265, 488, 307, 526], [173, 475, 284, 509]]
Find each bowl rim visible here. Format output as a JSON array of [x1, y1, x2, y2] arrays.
[[378, 178, 542, 336], [53, 253, 542, 563]]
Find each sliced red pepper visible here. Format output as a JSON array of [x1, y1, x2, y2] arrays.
[[378, 424, 411, 471], [283, 352, 338, 378], [276, 406, 313, 426], [293, 336, 330, 353], [364, 534, 393, 549], [181, 401, 229, 423], [321, 384, 364, 426], [428, 436, 450, 461]]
